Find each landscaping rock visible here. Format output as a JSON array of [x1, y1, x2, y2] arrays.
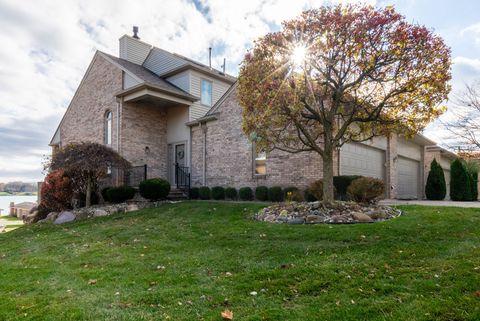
[[126, 204, 139, 212], [255, 201, 401, 225], [351, 212, 374, 222], [54, 211, 76, 224], [46, 212, 59, 222], [93, 209, 108, 217]]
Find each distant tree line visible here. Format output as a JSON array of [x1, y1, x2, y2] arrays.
[[0, 182, 38, 193]]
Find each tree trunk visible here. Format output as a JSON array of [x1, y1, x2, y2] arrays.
[[86, 174, 92, 207], [322, 148, 335, 203]]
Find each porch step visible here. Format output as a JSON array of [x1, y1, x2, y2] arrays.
[[168, 188, 188, 200]]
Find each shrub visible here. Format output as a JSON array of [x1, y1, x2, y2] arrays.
[[190, 187, 200, 199], [255, 186, 269, 201], [333, 175, 362, 200], [347, 177, 384, 203], [450, 159, 471, 201], [225, 187, 237, 200], [139, 178, 171, 200], [40, 170, 73, 213], [425, 158, 446, 200], [287, 190, 304, 202], [75, 190, 99, 208], [199, 186, 211, 200], [211, 186, 225, 200], [101, 187, 111, 202], [283, 186, 298, 198], [304, 189, 317, 202], [239, 187, 253, 201], [106, 186, 135, 203], [305, 180, 324, 201], [464, 160, 479, 201], [268, 186, 284, 202]]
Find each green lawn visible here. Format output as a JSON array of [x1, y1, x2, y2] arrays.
[[0, 202, 479, 320]]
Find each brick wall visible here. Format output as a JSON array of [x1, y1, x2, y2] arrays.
[[60, 54, 121, 147], [121, 101, 168, 179], [191, 87, 338, 189]]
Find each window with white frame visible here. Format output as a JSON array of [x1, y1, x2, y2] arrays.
[[201, 79, 213, 106], [105, 111, 112, 145], [253, 145, 267, 175]]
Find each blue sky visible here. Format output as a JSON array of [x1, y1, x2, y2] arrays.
[[0, 0, 478, 182]]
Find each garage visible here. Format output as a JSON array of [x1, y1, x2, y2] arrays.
[[340, 143, 385, 179], [397, 156, 420, 199]]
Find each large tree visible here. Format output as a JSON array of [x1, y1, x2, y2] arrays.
[[238, 4, 451, 202], [444, 82, 480, 151], [49, 142, 131, 207]]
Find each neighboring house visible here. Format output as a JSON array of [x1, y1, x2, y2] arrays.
[[50, 30, 455, 200]]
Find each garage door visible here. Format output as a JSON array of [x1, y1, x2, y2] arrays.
[[340, 143, 385, 179], [444, 169, 451, 200], [397, 157, 420, 199]]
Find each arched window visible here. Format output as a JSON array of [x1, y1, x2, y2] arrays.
[[104, 111, 112, 145]]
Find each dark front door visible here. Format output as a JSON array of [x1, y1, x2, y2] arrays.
[[173, 143, 186, 184]]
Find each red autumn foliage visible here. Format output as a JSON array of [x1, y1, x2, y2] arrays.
[[40, 170, 73, 213]]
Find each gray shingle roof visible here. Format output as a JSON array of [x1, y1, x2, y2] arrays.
[[99, 51, 195, 99]]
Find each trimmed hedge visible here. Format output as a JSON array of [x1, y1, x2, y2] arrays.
[[190, 187, 200, 199], [268, 186, 284, 202], [255, 186, 269, 201], [450, 159, 471, 201], [225, 187, 237, 200], [199, 186, 211, 200], [211, 186, 225, 200], [239, 187, 253, 201], [333, 175, 362, 200], [106, 186, 135, 203], [101, 187, 111, 202], [283, 186, 298, 198], [304, 189, 317, 202], [139, 178, 171, 200], [425, 158, 446, 200], [305, 180, 324, 201], [347, 177, 384, 203]]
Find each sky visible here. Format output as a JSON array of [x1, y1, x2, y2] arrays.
[[0, 0, 479, 183]]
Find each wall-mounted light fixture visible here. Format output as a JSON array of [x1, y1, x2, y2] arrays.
[[145, 146, 150, 154]]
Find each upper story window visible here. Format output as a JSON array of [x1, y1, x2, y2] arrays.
[[201, 79, 213, 106], [104, 111, 112, 145], [252, 142, 266, 175]]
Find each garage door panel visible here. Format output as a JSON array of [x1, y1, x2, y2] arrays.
[[340, 143, 385, 179], [397, 157, 419, 199]]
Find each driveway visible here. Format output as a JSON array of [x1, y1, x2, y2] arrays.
[[380, 199, 480, 208]]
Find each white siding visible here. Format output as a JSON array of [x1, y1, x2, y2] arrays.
[[189, 70, 231, 120], [397, 156, 420, 199], [123, 72, 140, 89], [143, 48, 187, 76], [340, 142, 386, 179], [166, 71, 190, 92], [398, 138, 422, 161], [119, 36, 152, 65]]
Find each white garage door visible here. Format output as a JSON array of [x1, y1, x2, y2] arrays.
[[397, 157, 420, 199], [340, 143, 385, 179], [444, 169, 451, 200]]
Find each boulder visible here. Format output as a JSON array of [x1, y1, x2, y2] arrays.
[[306, 215, 324, 224], [23, 212, 39, 224], [126, 204, 139, 212], [287, 217, 305, 224], [279, 209, 289, 217], [54, 211, 76, 224], [93, 209, 109, 217], [351, 212, 374, 222], [46, 212, 59, 222]]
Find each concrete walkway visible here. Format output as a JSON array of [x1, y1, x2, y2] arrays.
[[380, 199, 480, 208]]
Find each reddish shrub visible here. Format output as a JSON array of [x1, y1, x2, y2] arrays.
[[40, 170, 73, 213]]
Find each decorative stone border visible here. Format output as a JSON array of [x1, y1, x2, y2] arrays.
[[255, 201, 402, 224]]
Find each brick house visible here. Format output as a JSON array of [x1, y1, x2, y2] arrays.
[[50, 31, 455, 200]]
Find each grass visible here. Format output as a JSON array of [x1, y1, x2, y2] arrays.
[[0, 202, 479, 320]]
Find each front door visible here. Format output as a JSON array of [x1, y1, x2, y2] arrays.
[[171, 143, 186, 184]]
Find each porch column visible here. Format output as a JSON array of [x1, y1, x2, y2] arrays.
[[386, 134, 398, 199]]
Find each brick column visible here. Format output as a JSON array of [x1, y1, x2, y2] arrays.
[[386, 134, 398, 199]]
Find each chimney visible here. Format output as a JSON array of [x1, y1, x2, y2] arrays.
[[132, 26, 140, 39], [208, 47, 212, 68], [221, 58, 226, 74]]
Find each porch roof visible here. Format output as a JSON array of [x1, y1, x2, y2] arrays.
[[115, 83, 198, 106]]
